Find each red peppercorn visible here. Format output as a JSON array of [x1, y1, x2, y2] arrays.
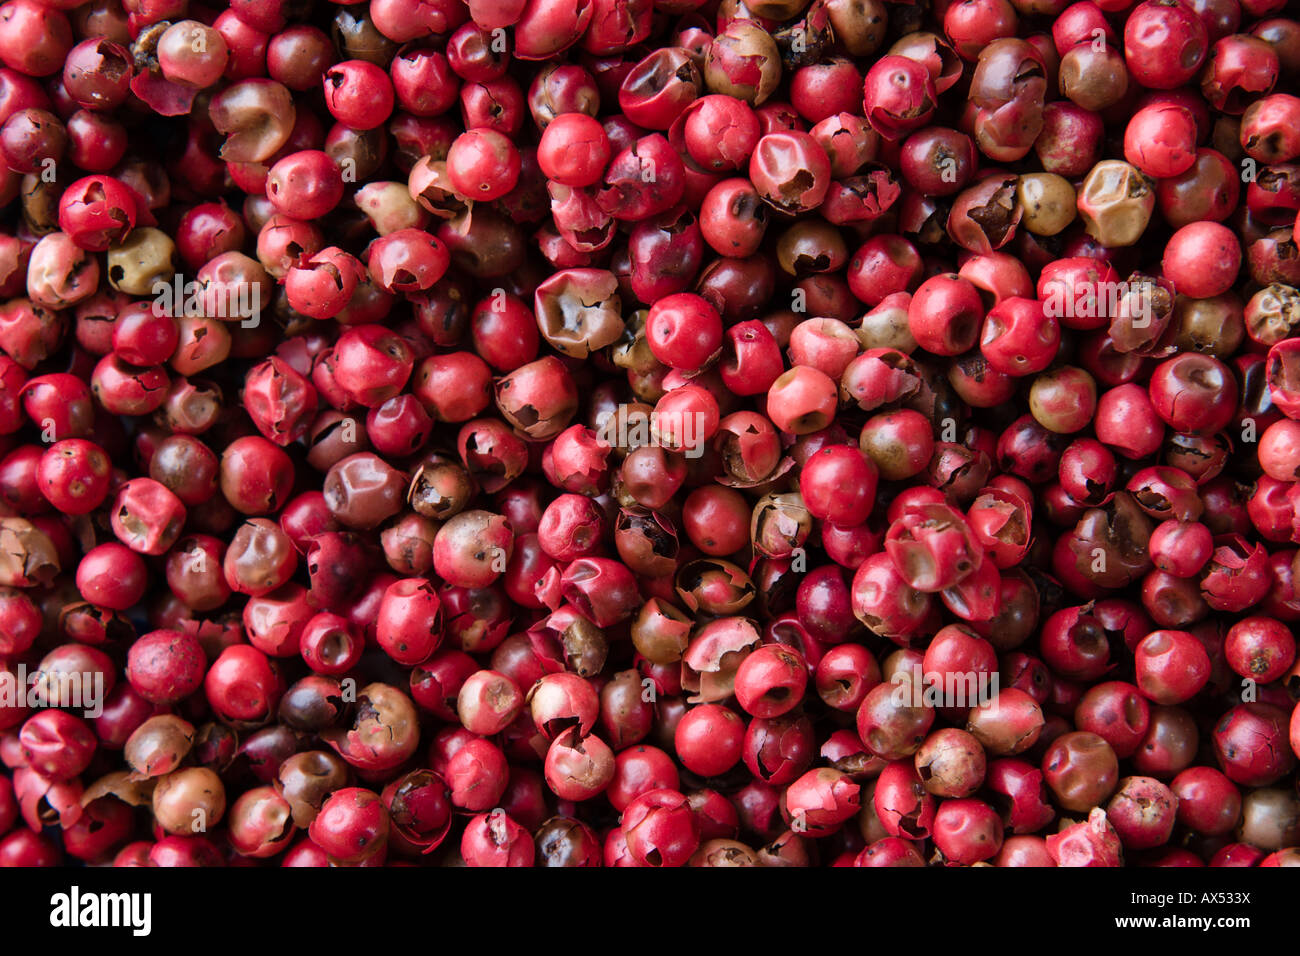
[[0, 0, 1293, 875], [622, 788, 700, 867], [126, 629, 207, 706]]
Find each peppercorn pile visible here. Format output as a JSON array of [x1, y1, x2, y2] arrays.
[[0, 0, 1299, 870]]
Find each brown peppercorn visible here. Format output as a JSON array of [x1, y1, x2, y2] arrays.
[[331, 6, 397, 66], [152, 766, 226, 835], [534, 816, 601, 867], [321, 682, 420, 773], [776, 220, 849, 276], [824, 0, 888, 57], [750, 492, 813, 559], [1059, 44, 1128, 111], [533, 268, 625, 359], [1172, 293, 1246, 356], [690, 838, 761, 866], [275, 750, 351, 827], [914, 728, 987, 798], [1042, 731, 1119, 813], [704, 20, 782, 105], [1017, 173, 1076, 236], [1246, 283, 1300, 345], [106, 227, 176, 295], [323, 453, 408, 530], [124, 715, 196, 780], [614, 507, 679, 579], [278, 676, 348, 733], [1077, 160, 1154, 248], [0, 517, 60, 587], [630, 597, 693, 664], [1237, 788, 1300, 851], [535, 607, 608, 678], [439, 206, 526, 279], [407, 453, 475, 519]]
